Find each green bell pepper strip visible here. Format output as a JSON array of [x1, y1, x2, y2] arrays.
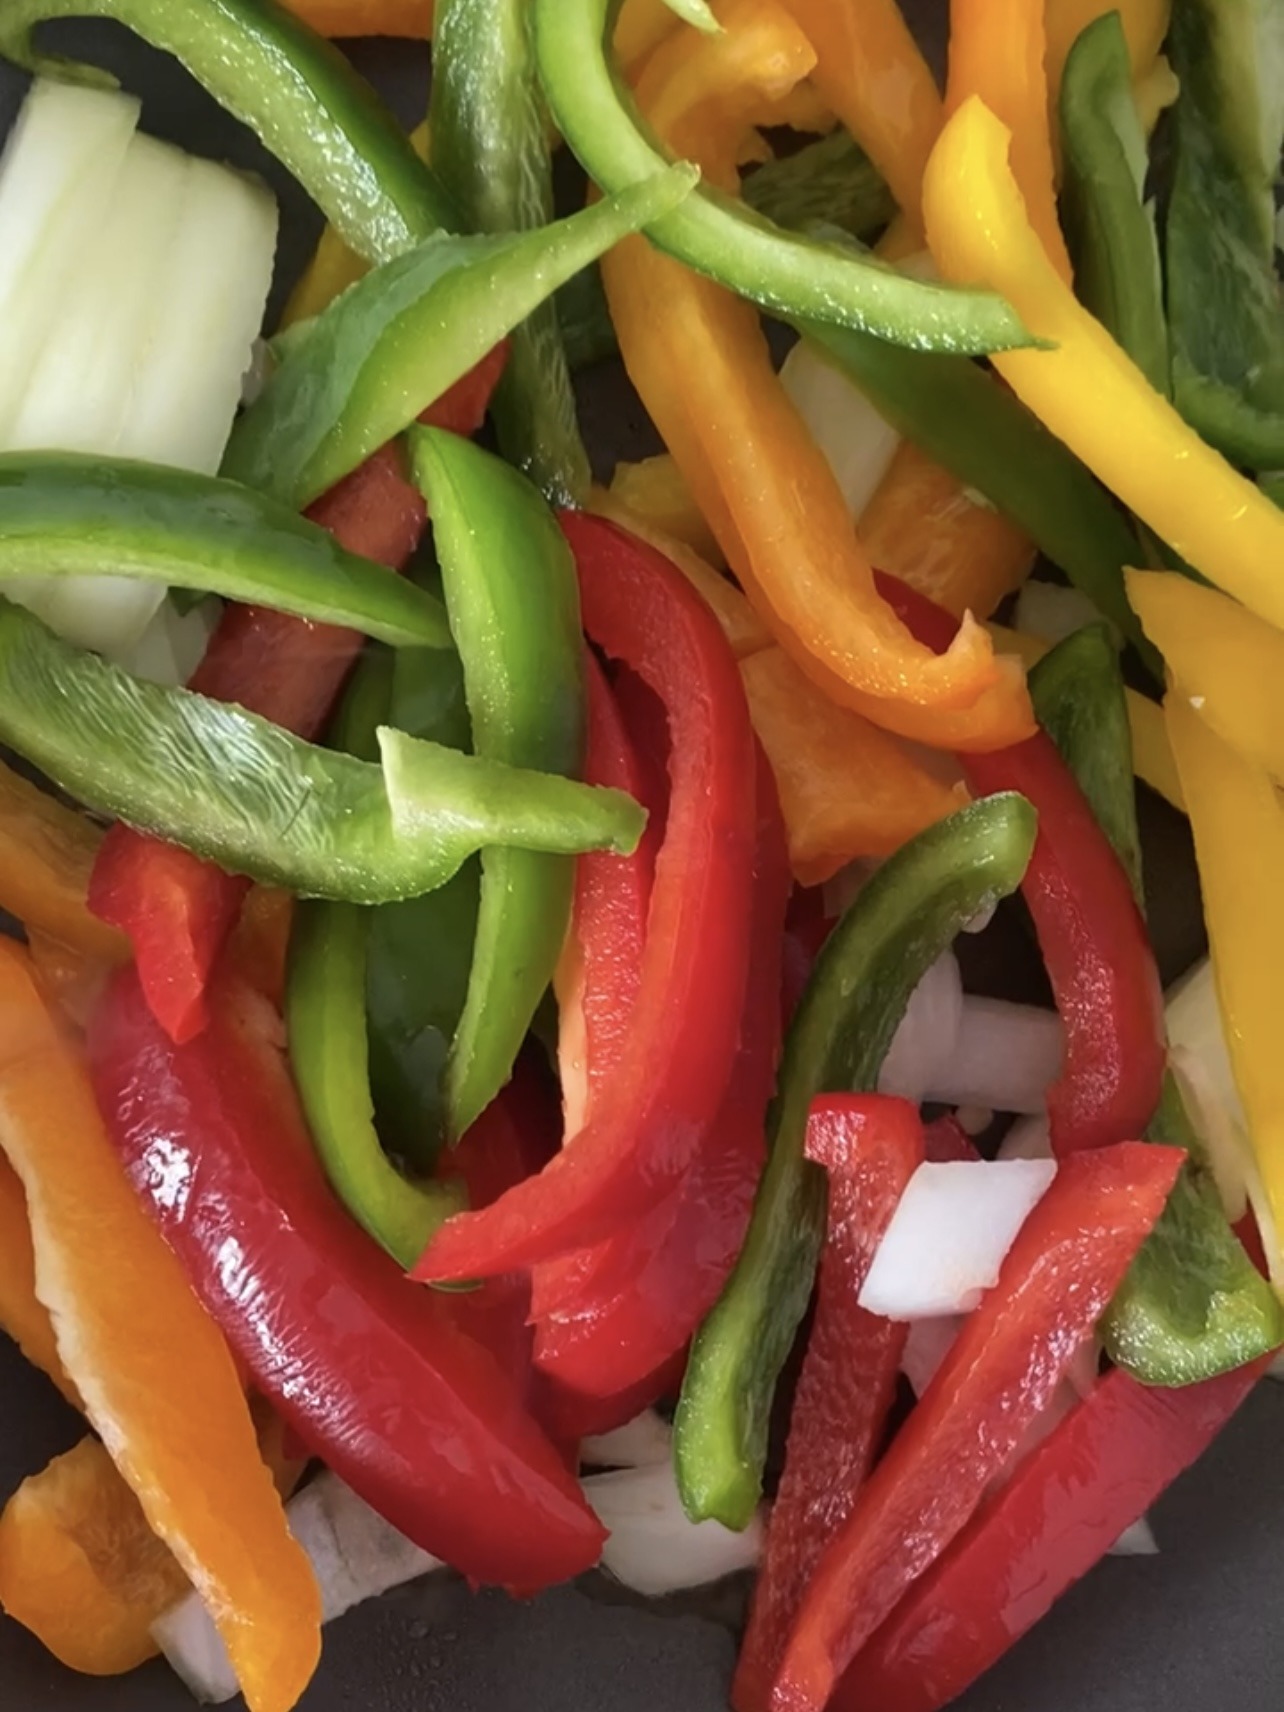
[[531, 0, 1031, 355], [1058, 13, 1168, 395], [1165, 0, 1284, 468], [1027, 625, 1144, 903], [223, 163, 696, 512], [430, 0, 590, 503], [410, 428, 585, 1141], [674, 794, 1038, 1530], [0, 595, 642, 901], [0, 451, 449, 648], [1027, 628, 1284, 1382], [793, 316, 1159, 671], [0, 0, 453, 264]]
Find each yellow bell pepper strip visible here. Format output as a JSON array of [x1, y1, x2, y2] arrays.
[[0, 940, 321, 1712], [776, 0, 943, 225], [1127, 570, 1284, 787], [0, 761, 127, 965], [1165, 695, 1284, 1280], [859, 440, 1038, 621], [741, 647, 968, 883], [608, 455, 726, 565], [1134, 52, 1179, 133], [0, 1151, 78, 1405], [945, 0, 1073, 279], [281, 0, 433, 33], [923, 98, 1284, 636], [1045, 0, 1170, 103], [603, 3, 1034, 748]]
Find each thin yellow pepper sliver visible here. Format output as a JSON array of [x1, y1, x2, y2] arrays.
[[922, 97, 1284, 635]]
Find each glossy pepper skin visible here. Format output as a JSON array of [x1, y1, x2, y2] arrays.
[[88, 357, 505, 1046], [770, 1142, 1184, 1712], [0, 0, 453, 264], [409, 429, 586, 1141], [838, 1359, 1269, 1712], [88, 967, 606, 1590], [674, 792, 1038, 1532], [733, 1093, 925, 1712], [414, 513, 758, 1278]]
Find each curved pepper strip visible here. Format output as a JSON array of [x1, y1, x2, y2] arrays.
[[1045, 0, 1170, 99], [417, 513, 760, 1280], [838, 1360, 1266, 1712], [0, 759, 125, 964], [1164, 696, 1284, 1282], [410, 429, 586, 1140], [88, 967, 606, 1588], [532, 0, 1031, 354], [414, 514, 756, 1279], [675, 793, 1037, 1531], [532, 743, 789, 1437], [945, 0, 1072, 279], [0, 943, 320, 1712], [89, 356, 505, 1045], [922, 98, 1284, 635], [770, 1142, 1184, 1712], [733, 1093, 924, 1712], [283, 0, 434, 33], [0, 1151, 78, 1404], [0, 0, 451, 264], [598, 1, 1031, 746]]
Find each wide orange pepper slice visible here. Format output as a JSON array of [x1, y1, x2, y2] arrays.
[[0, 940, 320, 1712], [604, 0, 1032, 748]]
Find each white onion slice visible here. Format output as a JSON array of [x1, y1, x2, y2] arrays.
[[860, 1159, 1058, 1319], [997, 1112, 1053, 1162], [1014, 578, 1117, 646], [901, 1315, 963, 1395], [1109, 1516, 1159, 1556], [120, 597, 221, 688], [582, 1410, 673, 1470], [583, 1463, 762, 1597], [780, 338, 901, 518], [1165, 959, 1253, 1222]]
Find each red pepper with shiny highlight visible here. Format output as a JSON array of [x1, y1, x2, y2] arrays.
[[87, 348, 509, 1047], [414, 514, 758, 1281]]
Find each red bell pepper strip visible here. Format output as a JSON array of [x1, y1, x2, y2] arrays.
[[531, 744, 790, 1437], [838, 1357, 1269, 1712], [922, 1112, 980, 1163], [414, 514, 758, 1279], [86, 963, 604, 1592], [733, 1092, 925, 1712], [876, 570, 1166, 1155], [87, 348, 509, 1048], [768, 1140, 1183, 1712]]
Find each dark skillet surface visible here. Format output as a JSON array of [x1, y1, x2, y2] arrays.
[[2, 20, 1284, 1712]]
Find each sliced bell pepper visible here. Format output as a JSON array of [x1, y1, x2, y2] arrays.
[[410, 428, 586, 1139], [430, 0, 589, 502], [770, 1141, 1184, 1712], [605, 458, 727, 568], [88, 965, 606, 1588], [838, 1359, 1264, 1712], [1128, 568, 1284, 788], [922, 97, 1284, 634], [776, 0, 942, 224], [859, 439, 1037, 622], [0, 0, 451, 263], [88, 346, 503, 1046], [225, 166, 694, 511], [282, 0, 434, 34], [945, 0, 1072, 280], [0, 758, 125, 964], [0, 941, 320, 1712], [615, 0, 684, 67], [675, 793, 1037, 1531], [1164, 696, 1284, 1281], [532, 0, 1031, 353], [1045, 0, 1170, 98], [733, 1093, 924, 1712], [531, 744, 789, 1435], [0, 1150, 78, 1405], [739, 126, 895, 244], [413, 513, 757, 1278]]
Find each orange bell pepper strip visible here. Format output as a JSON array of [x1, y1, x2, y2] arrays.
[[0, 760, 126, 965], [605, 0, 1033, 748], [924, 99, 1284, 635], [0, 1152, 78, 1406], [616, 0, 684, 68], [945, 0, 1073, 279], [860, 439, 1038, 620], [281, 0, 433, 36], [777, 0, 943, 225], [0, 940, 320, 1712], [1044, 0, 1169, 102]]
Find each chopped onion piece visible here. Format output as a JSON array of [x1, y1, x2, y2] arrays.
[[779, 338, 900, 518], [121, 598, 221, 688], [860, 1159, 1058, 1319], [1165, 958, 1255, 1222], [584, 1463, 762, 1597], [1015, 578, 1119, 647], [582, 1410, 673, 1470], [1109, 1516, 1159, 1556], [901, 1315, 963, 1395], [997, 1112, 1053, 1162]]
